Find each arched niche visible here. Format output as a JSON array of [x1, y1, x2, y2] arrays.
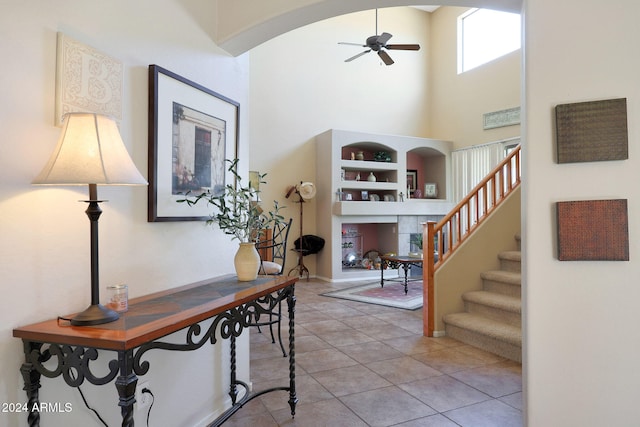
[[407, 146, 448, 200]]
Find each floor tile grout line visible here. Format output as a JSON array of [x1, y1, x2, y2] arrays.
[[246, 279, 522, 426]]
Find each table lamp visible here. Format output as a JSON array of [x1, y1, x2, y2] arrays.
[[33, 113, 147, 326]]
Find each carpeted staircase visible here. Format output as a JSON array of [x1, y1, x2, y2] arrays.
[[442, 234, 522, 362]]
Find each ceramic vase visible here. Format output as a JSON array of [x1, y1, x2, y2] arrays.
[[234, 242, 260, 281]]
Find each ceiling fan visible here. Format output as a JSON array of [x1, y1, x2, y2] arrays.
[[339, 9, 421, 66]]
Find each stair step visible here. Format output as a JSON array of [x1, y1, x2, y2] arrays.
[[463, 291, 521, 326], [499, 250, 521, 262], [481, 270, 521, 297], [443, 312, 522, 362], [499, 250, 521, 272], [463, 291, 521, 313], [443, 313, 521, 345], [481, 270, 521, 284]]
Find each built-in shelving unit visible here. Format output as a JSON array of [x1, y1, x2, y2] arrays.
[[315, 129, 454, 281], [340, 156, 399, 202]]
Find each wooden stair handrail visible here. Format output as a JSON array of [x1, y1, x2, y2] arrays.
[[423, 145, 521, 336]]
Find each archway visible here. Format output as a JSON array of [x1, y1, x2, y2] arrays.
[[215, 0, 522, 56]]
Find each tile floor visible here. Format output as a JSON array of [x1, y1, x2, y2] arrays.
[[228, 279, 522, 427]]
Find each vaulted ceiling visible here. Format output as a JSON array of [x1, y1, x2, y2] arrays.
[[214, 0, 522, 55]]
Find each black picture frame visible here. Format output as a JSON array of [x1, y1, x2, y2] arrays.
[[148, 65, 239, 222], [406, 170, 418, 195]]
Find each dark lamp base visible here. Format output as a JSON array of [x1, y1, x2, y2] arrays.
[[70, 304, 120, 326]]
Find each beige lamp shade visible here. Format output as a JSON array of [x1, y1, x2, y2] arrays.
[[33, 113, 147, 186]]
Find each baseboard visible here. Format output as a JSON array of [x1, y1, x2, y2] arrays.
[[192, 383, 250, 427]]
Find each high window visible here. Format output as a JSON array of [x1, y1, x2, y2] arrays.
[[457, 8, 521, 73]]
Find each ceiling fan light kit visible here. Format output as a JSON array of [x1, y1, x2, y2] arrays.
[[339, 9, 421, 65]]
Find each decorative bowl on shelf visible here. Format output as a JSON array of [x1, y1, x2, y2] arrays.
[[374, 151, 392, 162]]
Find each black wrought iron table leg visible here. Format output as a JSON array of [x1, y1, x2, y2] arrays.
[[276, 301, 286, 357], [115, 349, 137, 427], [20, 341, 43, 427], [286, 287, 298, 416], [402, 264, 409, 294], [229, 335, 238, 404]]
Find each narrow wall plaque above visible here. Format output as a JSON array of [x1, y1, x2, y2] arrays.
[[483, 107, 520, 130], [555, 98, 628, 163]]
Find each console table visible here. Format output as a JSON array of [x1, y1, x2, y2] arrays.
[[380, 255, 423, 294], [13, 274, 298, 427]]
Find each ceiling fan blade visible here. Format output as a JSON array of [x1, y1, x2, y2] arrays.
[[378, 50, 394, 66], [378, 32, 393, 44], [345, 50, 371, 62], [339, 42, 366, 47], [385, 44, 421, 51]]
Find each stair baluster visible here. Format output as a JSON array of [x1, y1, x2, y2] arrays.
[[423, 145, 521, 337]]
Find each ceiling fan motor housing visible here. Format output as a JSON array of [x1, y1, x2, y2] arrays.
[[366, 35, 383, 50]]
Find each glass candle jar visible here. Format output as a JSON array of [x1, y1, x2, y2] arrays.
[[107, 284, 128, 313]]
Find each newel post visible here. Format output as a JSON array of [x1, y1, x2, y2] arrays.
[[423, 221, 436, 337]]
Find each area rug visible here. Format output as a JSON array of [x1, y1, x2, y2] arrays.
[[322, 280, 423, 310]]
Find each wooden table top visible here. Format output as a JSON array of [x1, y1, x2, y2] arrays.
[[13, 275, 297, 351], [380, 255, 424, 263]]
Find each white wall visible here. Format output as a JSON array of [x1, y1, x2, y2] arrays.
[[0, 2, 250, 426], [523, 0, 640, 425], [236, 0, 640, 425], [249, 7, 433, 275], [429, 6, 521, 147]]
